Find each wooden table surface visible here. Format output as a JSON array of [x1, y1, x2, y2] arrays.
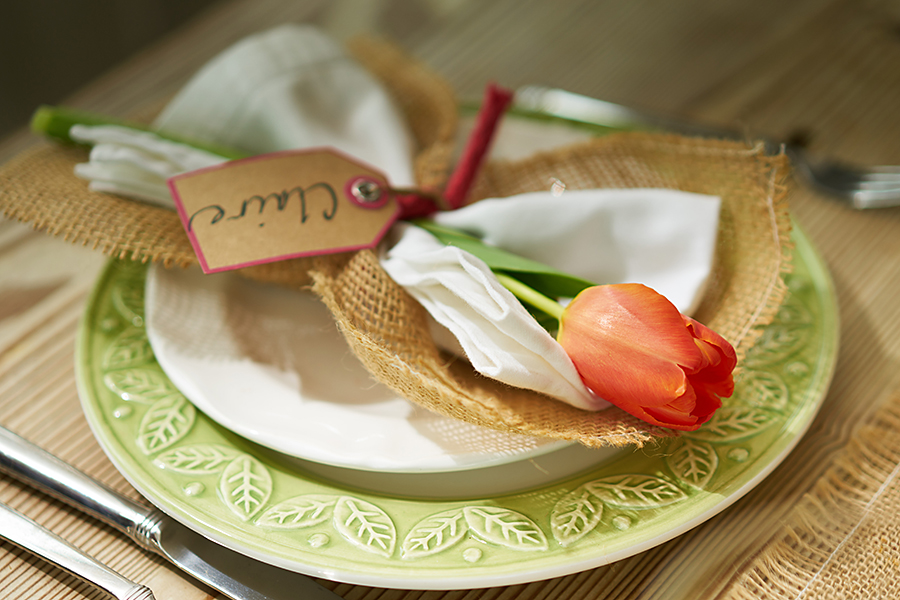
[[1, 0, 899, 598]]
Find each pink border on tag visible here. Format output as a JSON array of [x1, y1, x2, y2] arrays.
[[167, 147, 399, 274]]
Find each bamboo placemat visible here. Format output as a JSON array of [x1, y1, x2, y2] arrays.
[[2, 0, 900, 598]]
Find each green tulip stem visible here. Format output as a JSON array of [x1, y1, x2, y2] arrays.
[[30, 105, 248, 161], [494, 272, 564, 321]]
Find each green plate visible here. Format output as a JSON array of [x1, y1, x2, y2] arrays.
[[75, 223, 837, 589]]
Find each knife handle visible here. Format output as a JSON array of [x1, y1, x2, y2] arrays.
[[0, 501, 155, 600], [0, 426, 161, 551]]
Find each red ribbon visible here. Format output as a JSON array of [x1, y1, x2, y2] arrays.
[[398, 82, 513, 219]]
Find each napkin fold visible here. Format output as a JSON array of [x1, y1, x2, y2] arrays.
[[381, 188, 721, 410], [70, 124, 227, 207], [71, 24, 416, 208], [384, 222, 603, 410]]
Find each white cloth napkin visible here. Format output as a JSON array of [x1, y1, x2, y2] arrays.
[[384, 222, 602, 409], [71, 24, 416, 208], [434, 188, 720, 315], [381, 188, 721, 410], [70, 124, 227, 207]]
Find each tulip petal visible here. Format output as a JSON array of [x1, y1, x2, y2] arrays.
[[570, 343, 689, 408], [691, 337, 721, 371], [645, 386, 721, 431], [558, 284, 735, 431], [559, 284, 703, 407], [643, 405, 700, 429], [688, 385, 723, 420], [684, 317, 737, 380], [690, 375, 734, 402], [638, 389, 702, 430], [575, 285, 707, 369]]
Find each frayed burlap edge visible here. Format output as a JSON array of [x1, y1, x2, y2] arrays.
[[717, 391, 900, 600], [305, 133, 793, 449], [468, 134, 794, 364]]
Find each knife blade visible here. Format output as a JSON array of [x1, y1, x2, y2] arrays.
[[0, 500, 155, 600], [0, 425, 343, 600]]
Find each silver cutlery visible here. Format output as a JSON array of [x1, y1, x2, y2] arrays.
[[514, 85, 900, 209], [0, 425, 343, 600], [0, 500, 155, 599]]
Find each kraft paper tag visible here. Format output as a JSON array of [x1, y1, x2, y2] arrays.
[[168, 149, 400, 273]]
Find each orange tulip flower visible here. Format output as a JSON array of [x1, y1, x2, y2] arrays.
[[556, 284, 736, 430]]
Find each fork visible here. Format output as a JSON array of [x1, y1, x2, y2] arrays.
[[0, 500, 154, 600], [786, 148, 900, 209], [513, 86, 900, 209]]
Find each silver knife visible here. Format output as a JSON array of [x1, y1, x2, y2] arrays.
[[0, 425, 343, 600], [513, 85, 745, 141], [0, 500, 155, 600]]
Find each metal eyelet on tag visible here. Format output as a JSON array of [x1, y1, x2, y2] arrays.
[[346, 176, 387, 208]]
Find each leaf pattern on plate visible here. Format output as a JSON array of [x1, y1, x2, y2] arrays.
[[665, 439, 718, 489], [104, 369, 179, 404], [154, 444, 239, 475], [334, 497, 396, 557], [689, 407, 775, 442], [775, 295, 814, 326], [136, 394, 195, 455], [585, 474, 687, 509], [401, 508, 467, 559], [735, 370, 788, 410], [744, 321, 808, 367], [464, 507, 548, 551], [103, 328, 154, 369], [220, 455, 272, 521], [256, 495, 337, 529], [550, 486, 604, 547]]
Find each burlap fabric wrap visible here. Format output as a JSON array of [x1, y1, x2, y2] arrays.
[[0, 38, 792, 448], [719, 390, 900, 600]]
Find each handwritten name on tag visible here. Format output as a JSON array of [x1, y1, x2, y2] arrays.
[[168, 149, 400, 273]]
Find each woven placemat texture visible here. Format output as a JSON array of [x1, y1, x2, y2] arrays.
[[719, 390, 900, 600]]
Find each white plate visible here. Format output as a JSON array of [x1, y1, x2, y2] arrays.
[[144, 262, 608, 473]]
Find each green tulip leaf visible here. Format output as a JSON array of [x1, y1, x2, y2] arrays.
[[410, 219, 595, 299]]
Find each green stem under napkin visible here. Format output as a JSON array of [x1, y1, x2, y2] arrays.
[[494, 272, 565, 320], [31, 105, 248, 161]]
